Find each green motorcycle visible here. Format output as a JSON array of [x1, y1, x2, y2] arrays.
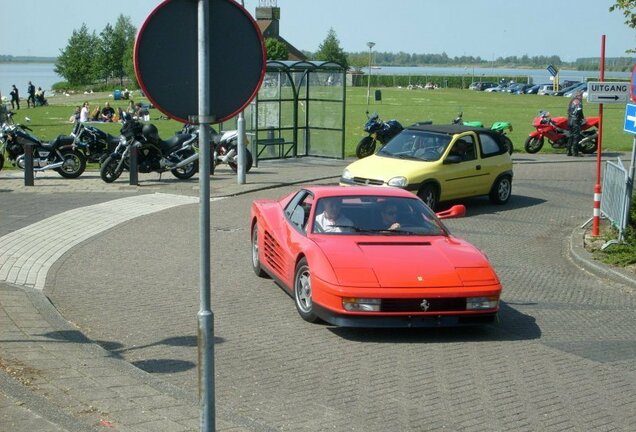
[[452, 112, 514, 154]]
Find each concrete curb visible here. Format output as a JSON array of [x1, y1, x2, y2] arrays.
[[568, 226, 636, 292]]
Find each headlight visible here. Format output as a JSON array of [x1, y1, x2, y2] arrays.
[[342, 298, 381, 312], [466, 295, 499, 310], [387, 176, 407, 187], [342, 168, 353, 180]]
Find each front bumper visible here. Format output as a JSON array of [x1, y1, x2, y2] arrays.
[[314, 303, 497, 328]]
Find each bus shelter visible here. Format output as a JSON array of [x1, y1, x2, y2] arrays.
[[222, 60, 346, 166]]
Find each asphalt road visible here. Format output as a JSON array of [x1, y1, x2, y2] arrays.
[[27, 156, 636, 431]]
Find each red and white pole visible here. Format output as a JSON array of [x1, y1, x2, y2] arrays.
[[592, 35, 606, 237]]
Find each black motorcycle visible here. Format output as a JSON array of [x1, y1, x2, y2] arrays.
[[71, 122, 121, 165], [100, 115, 199, 183], [0, 123, 86, 178], [355, 111, 404, 158], [179, 124, 253, 173]]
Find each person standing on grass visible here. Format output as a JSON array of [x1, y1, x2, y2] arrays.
[[10, 85, 20, 110], [26, 81, 36, 108]]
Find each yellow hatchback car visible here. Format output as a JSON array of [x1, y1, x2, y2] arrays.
[[340, 124, 513, 210]]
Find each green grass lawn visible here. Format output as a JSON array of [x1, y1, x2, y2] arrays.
[[346, 87, 632, 155], [3, 86, 632, 158]]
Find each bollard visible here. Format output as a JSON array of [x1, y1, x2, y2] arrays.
[[267, 126, 276, 157], [129, 143, 138, 186], [24, 143, 34, 186]]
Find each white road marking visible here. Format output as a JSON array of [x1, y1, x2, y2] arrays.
[[0, 193, 219, 290]]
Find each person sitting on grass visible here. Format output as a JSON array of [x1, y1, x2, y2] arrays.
[[100, 102, 116, 122], [90, 105, 102, 121]]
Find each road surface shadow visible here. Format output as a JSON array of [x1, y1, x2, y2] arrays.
[[328, 301, 540, 343]]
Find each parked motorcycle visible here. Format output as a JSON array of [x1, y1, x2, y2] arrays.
[[524, 111, 599, 154], [100, 115, 199, 183], [0, 122, 86, 177], [180, 124, 253, 173], [71, 122, 120, 165], [452, 112, 514, 154], [355, 111, 404, 158]]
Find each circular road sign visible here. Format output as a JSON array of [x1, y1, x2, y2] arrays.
[[134, 0, 266, 123]]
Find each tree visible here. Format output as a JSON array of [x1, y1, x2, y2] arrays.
[[95, 24, 117, 83], [55, 24, 99, 86], [265, 38, 288, 60], [315, 28, 348, 69], [94, 15, 136, 86], [122, 42, 137, 88], [610, 0, 636, 52]]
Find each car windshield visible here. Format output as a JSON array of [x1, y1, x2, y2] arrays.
[[312, 195, 447, 236], [377, 131, 451, 161]]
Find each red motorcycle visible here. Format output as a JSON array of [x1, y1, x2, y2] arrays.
[[524, 111, 599, 154]]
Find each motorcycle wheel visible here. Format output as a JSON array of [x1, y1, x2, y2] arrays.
[[100, 155, 124, 183], [0, 153, 4, 172], [171, 149, 198, 179], [228, 148, 253, 173], [524, 136, 544, 154], [579, 133, 598, 154], [55, 149, 86, 178], [355, 137, 376, 159], [502, 136, 514, 154]]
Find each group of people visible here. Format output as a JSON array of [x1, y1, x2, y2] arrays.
[[69, 100, 150, 124], [7, 81, 46, 109], [70, 102, 116, 123]]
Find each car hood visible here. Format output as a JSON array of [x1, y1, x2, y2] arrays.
[[346, 155, 437, 182], [316, 237, 497, 288]]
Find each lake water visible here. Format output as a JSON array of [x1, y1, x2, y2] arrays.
[[0, 62, 629, 101], [0, 62, 64, 100]]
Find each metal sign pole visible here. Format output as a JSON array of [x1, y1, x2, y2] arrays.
[[237, 112, 246, 184], [197, 0, 215, 430], [592, 35, 606, 237]]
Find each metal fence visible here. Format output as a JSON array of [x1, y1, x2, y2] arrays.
[[601, 157, 631, 241]]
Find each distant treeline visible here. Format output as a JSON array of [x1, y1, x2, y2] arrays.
[[0, 55, 57, 63], [3, 52, 633, 72], [303, 51, 635, 72]]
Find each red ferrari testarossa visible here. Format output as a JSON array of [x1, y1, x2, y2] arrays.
[[249, 186, 502, 327]]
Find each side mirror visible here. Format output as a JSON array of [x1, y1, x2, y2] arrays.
[[436, 204, 466, 220], [443, 155, 462, 164]]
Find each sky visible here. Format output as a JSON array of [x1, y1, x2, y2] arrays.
[[0, 0, 634, 62]]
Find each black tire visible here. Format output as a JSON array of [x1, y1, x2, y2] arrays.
[[579, 133, 598, 154], [524, 136, 544, 154], [228, 147, 253, 173], [171, 149, 198, 179], [417, 183, 439, 211], [489, 175, 512, 205], [55, 149, 86, 178], [100, 155, 124, 183], [503, 135, 514, 154], [294, 258, 319, 323], [355, 136, 376, 159], [0, 153, 4, 172], [251, 223, 268, 278]]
